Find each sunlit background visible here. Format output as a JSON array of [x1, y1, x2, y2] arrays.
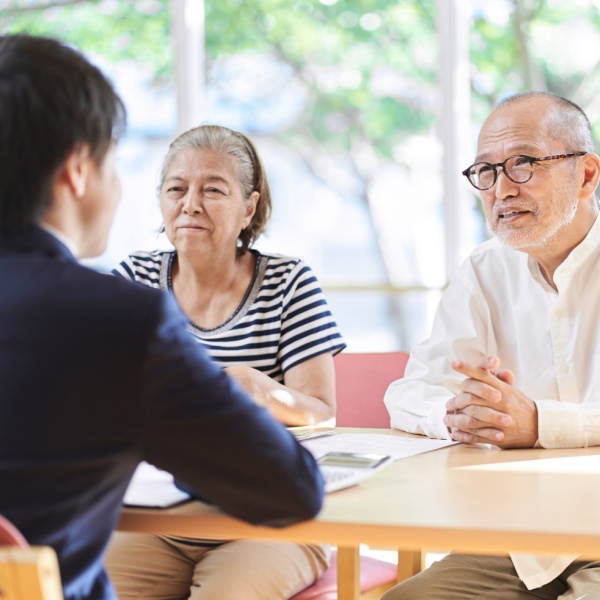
[[3, 0, 600, 352]]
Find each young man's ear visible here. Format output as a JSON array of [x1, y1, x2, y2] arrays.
[[62, 145, 92, 199]]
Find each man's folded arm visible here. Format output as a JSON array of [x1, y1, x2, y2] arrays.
[[385, 377, 453, 439], [384, 267, 494, 440], [535, 400, 600, 448]]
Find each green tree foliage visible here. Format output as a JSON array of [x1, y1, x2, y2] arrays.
[[224, 0, 437, 158], [1, 0, 438, 165], [471, 0, 600, 140], [4, 1, 600, 148], [0, 0, 173, 83]]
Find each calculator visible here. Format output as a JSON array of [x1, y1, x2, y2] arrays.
[[318, 452, 391, 493]]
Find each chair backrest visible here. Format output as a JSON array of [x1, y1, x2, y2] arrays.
[[334, 351, 409, 428], [0, 515, 29, 548], [0, 515, 63, 600]]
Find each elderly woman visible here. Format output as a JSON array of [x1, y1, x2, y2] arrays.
[[107, 124, 345, 600]]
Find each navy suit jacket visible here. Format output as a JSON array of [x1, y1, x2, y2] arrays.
[[0, 226, 323, 600]]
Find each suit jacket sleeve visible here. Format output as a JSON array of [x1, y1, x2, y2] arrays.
[[138, 294, 324, 526]]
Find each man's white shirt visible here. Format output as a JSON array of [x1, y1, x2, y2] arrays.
[[385, 214, 600, 589]]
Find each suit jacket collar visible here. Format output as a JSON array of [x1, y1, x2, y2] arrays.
[[0, 224, 77, 263]]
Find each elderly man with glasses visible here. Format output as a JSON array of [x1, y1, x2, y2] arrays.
[[383, 91, 600, 600]]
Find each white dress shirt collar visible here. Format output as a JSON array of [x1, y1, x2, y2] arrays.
[[38, 222, 79, 258], [526, 213, 600, 292]]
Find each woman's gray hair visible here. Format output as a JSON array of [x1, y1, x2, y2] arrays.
[[158, 124, 272, 253]]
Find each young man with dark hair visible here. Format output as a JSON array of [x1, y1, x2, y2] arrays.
[[0, 34, 323, 600]]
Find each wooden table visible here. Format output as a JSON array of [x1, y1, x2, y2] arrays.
[[119, 428, 600, 598]]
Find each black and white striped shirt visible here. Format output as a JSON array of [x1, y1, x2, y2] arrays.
[[113, 250, 345, 381]]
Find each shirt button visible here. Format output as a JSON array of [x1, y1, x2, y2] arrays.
[[561, 364, 570, 374]]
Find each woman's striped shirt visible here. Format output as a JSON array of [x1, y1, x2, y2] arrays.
[[112, 249, 346, 381]]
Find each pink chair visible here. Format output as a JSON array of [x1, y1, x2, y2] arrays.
[[0, 514, 29, 548], [292, 351, 421, 600], [291, 552, 401, 600], [334, 351, 410, 428]]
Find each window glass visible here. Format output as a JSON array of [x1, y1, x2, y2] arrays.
[[5, 1, 600, 351]]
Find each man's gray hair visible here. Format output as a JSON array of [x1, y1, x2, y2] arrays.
[[498, 91, 595, 154]]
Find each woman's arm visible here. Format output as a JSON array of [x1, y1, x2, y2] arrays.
[[225, 352, 336, 426]]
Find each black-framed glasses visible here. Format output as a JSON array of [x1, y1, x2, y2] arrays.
[[462, 152, 587, 190]]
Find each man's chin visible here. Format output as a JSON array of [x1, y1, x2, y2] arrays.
[[493, 229, 541, 253]]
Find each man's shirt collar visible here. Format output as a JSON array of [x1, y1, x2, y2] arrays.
[[38, 222, 79, 258]]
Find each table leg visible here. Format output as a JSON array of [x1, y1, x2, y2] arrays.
[[337, 544, 360, 600]]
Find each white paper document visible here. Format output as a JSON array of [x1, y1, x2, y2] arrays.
[[123, 462, 191, 508], [301, 433, 457, 461]]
